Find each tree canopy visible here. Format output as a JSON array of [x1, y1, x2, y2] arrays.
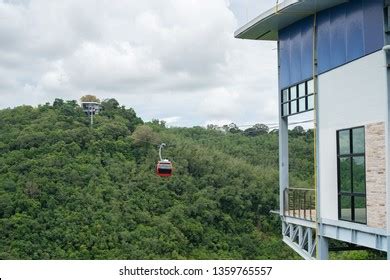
[[0, 98, 320, 260], [80, 95, 101, 103]]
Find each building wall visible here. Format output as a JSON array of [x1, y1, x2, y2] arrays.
[[366, 122, 387, 229], [318, 51, 388, 224], [82, 103, 101, 114], [279, 0, 384, 90], [317, 0, 384, 74], [279, 16, 314, 89]]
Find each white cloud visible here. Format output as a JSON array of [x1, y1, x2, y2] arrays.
[[199, 87, 242, 119], [64, 42, 162, 91], [0, 0, 279, 126], [161, 116, 182, 126]]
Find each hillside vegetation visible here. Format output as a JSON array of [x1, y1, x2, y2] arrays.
[[0, 99, 314, 259]]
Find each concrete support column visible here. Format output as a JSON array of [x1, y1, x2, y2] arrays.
[[278, 41, 289, 219], [279, 116, 289, 216], [317, 235, 329, 260], [387, 236, 390, 260]]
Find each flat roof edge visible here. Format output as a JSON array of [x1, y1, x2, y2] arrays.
[[234, 0, 349, 41], [234, 0, 299, 40]]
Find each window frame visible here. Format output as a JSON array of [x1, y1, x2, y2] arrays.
[[281, 79, 315, 117], [336, 126, 367, 224]]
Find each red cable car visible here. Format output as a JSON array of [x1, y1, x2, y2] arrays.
[[156, 143, 173, 177], [156, 159, 173, 177]]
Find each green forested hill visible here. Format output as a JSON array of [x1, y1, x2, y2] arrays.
[[0, 99, 313, 259]]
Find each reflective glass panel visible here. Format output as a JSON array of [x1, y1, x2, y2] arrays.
[[290, 86, 297, 100], [353, 156, 365, 194], [340, 157, 351, 193], [354, 196, 366, 224], [299, 97, 306, 112], [290, 101, 297, 115], [338, 130, 350, 155], [352, 127, 365, 154], [307, 79, 314, 94], [340, 195, 352, 221], [298, 83, 306, 98]]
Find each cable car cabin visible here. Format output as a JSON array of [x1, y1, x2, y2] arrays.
[[156, 160, 173, 177]]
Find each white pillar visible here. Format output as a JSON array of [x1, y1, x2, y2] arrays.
[[278, 41, 289, 219], [317, 234, 329, 260]]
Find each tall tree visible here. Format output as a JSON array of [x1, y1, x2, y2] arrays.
[[80, 95, 101, 103]]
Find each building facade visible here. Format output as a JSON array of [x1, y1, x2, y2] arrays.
[[235, 0, 390, 259], [81, 102, 101, 115]]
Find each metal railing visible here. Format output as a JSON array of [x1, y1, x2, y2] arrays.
[[284, 188, 316, 221]]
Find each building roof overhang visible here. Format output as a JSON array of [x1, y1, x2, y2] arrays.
[[234, 0, 348, 41]]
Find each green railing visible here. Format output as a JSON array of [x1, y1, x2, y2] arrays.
[[284, 188, 316, 221]]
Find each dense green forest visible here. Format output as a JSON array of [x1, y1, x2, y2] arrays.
[[0, 98, 376, 259]]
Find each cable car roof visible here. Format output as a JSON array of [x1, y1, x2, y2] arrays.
[[234, 0, 348, 41]]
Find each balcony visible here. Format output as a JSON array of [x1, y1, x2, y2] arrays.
[[284, 188, 316, 221]]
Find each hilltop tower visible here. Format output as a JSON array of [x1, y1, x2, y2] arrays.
[[81, 101, 101, 116], [80, 95, 101, 127]]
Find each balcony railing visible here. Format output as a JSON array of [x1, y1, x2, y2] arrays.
[[284, 188, 316, 221]]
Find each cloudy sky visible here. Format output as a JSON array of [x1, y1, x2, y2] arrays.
[[0, 0, 281, 127]]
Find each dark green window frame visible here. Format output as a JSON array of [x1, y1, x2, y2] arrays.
[[337, 126, 367, 224]]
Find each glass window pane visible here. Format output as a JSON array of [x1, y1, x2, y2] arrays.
[[299, 97, 306, 112], [352, 127, 365, 154], [290, 101, 297, 115], [338, 130, 350, 155], [354, 196, 366, 224], [307, 95, 314, 110], [340, 195, 352, 221], [339, 157, 351, 193], [298, 83, 306, 97], [290, 86, 297, 100], [353, 156, 365, 194], [307, 79, 314, 94], [282, 89, 289, 103], [282, 103, 288, 116]]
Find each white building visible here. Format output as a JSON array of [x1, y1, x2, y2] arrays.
[[81, 102, 101, 115], [235, 0, 390, 259]]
